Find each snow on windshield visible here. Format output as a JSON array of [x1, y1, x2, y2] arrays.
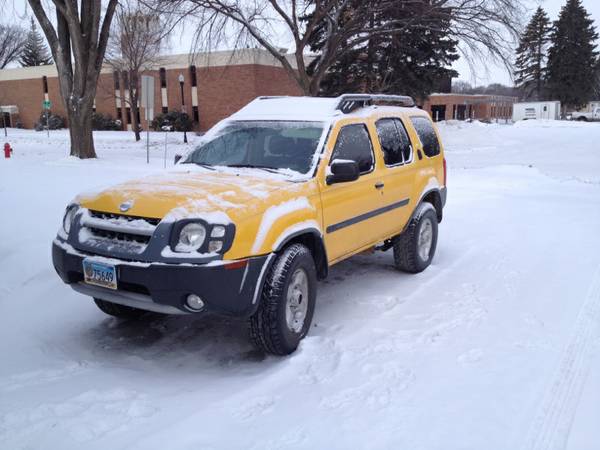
[[182, 121, 325, 176]]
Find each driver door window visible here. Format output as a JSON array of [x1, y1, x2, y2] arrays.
[[330, 124, 374, 174]]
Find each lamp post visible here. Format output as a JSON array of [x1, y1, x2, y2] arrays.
[[178, 73, 187, 144]]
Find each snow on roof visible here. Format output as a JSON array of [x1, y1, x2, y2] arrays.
[[230, 96, 341, 121], [230, 96, 419, 122]]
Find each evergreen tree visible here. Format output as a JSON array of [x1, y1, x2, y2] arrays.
[[19, 17, 53, 67], [546, 0, 598, 110], [307, 0, 459, 100], [514, 7, 551, 101]]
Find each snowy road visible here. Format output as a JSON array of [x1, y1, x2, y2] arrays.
[[1, 122, 599, 449]]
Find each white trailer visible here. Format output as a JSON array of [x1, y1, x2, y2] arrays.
[[512, 101, 561, 121]]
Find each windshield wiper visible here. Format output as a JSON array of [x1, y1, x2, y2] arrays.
[[225, 164, 283, 174], [181, 161, 216, 171]]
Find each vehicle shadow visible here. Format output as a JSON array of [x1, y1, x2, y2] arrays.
[[73, 251, 405, 374]]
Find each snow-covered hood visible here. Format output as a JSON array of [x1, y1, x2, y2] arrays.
[[76, 168, 305, 223]]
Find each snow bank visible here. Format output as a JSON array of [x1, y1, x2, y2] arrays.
[[1, 123, 600, 450]]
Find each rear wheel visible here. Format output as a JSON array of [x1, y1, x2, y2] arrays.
[[393, 202, 438, 273], [93, 298, 147, 319], [249, 244, 317, 355]]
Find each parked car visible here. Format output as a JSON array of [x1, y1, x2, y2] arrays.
[[568, 107, 600, 121], [52, 94, 447, 355]]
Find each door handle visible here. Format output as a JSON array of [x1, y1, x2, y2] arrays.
[[374, 181, 385, 189]]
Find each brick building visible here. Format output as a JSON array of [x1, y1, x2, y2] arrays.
[[0, 49, 302, 131], [422, 93, 518, 122]]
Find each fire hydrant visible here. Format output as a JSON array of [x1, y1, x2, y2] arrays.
[[4, 143, 12, 158]]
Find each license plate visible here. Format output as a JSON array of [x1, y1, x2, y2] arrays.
[[83, 259, 117, 290]]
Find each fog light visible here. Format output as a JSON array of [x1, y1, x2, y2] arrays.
[[186, 294, 205, 311], [208, 240, 223, 253]]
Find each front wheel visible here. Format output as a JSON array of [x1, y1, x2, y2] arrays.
[[393, 202, 438, 273], [249, 244, 317, 355]]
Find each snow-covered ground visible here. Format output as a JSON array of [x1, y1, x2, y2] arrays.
[[1, 121, 600, 449]]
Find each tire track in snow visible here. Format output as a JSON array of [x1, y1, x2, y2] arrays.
[[523, 264, 600, 450]]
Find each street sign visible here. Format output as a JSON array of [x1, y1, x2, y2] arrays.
[[141, 75, 154, 121], [42, 100, 51, 109]]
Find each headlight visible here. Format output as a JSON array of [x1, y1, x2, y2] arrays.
[[175, 223, 207, 252], [62, 205, 79, 235]]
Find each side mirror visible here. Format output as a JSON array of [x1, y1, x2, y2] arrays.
[[326, 159, 360, 185], [174, 154, 182, 164]]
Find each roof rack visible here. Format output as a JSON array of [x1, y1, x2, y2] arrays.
[[336, 94, 415, 114]]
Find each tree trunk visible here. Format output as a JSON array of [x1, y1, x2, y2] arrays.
[[131, 99, 141, 142], [67, 102, 95, 158]]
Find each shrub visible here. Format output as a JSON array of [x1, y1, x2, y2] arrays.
[[92, 112, 122, 131], [151, 111, 192, 132], [35, 110, 65, 131]]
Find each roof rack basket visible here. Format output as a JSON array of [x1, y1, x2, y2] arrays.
[[336, 94, 415, 114]]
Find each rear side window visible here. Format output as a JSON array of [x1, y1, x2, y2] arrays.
[[410, 116, 441, 157], [331, 124, 374, 174], [375, 118, 412, 166]]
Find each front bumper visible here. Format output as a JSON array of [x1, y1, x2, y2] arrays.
[[52, 241, 272, 317]]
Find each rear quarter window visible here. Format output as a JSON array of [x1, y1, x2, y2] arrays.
[[410, 116, 441, 157]]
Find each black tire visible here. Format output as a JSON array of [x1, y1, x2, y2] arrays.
[[393, 202, 438, 273], [577, 117, 588, 122], [249, 243, 317, 355], [93, 298, 147, 319]]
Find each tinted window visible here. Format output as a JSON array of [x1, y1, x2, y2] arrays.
[[331, 124, 374, 174], [410, 116, 440, 157], [397, 121, 413, 163], [376, 118, 412, 166]]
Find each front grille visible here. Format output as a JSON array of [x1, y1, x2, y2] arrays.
[[89, 210, 161, 226], [79, 209, 160, 253], [87, 226, 151, 245]]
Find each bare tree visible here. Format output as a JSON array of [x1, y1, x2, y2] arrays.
[[452, 80, 474, 94], [27, 0, 118, 158], [0, 24, 26, 69], [148, 0, 525, 96], [105, 0, 166, 141]]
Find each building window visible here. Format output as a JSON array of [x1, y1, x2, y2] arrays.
[[192, 106, 199, 122], [116, 107, 122, 120], [113, 72, 120, 90], [159, 68, 167, 88], [162, 106, 168, 114], [126, 107, 131, 124], [122, 71, 129, 90], [190, 65, 197, 87], [42, 76, 48, 94]]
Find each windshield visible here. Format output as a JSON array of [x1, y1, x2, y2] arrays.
[[182, 121, 325, 175]]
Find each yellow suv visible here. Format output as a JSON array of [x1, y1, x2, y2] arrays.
[[52, 94, 447, 355]]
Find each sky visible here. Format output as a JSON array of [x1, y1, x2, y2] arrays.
[[453, 0, 600, 85], [3, 0, 600, 87]]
